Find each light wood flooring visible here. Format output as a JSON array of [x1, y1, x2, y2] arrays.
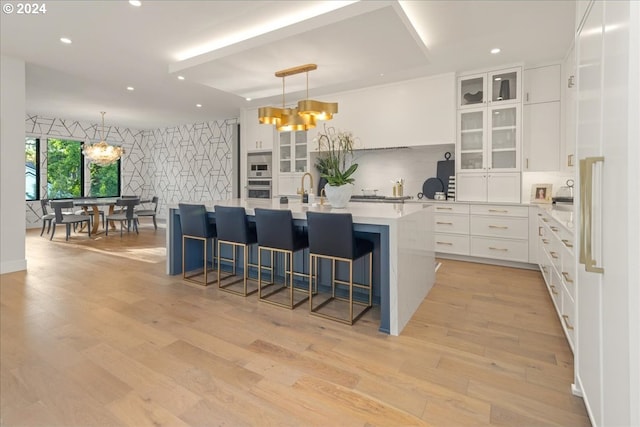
[[0, 227, 590, 426]]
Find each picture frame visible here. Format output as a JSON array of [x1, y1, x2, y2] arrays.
[[531, 183, 553, 204]]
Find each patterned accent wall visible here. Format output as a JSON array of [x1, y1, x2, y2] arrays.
[[25, 114, 237, 228]]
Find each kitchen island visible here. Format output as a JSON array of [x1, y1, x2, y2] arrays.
[[166, 199, 434, 335]]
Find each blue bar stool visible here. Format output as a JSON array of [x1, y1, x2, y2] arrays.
[[215, 205, 259, 296], [306, 211, 373, 325], [178, 203, 217, 286], [254, 208, 309, 309]]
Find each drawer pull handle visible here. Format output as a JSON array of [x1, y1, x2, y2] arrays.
[[550, 285, 559, 295], [550, 226, 559, 232], [436, 241, 453, 246], [542, 218, 549, 222], [542, 239, 549, 244], [537, 213, 543, 217], [489, 209, 508, 213], [489, 225, 508, 229], [562, 314, 574, 330], [562, 272, 574, 283], [550, 251, 559, 259], [562, 239, 573, 248], [489, 247, 508, 252], [436, 207, 453, 210], [436, 221, 453, 225], [538, 226, 543, 236]]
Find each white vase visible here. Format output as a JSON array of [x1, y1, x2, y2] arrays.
[[324, 183, 354, 208]]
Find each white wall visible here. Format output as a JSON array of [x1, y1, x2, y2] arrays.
[[1, 56, 27, 274]]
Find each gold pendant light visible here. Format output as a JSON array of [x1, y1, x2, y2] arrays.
[[258, 63, 337, 132]]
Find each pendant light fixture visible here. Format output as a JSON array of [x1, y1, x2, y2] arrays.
[[82, 112, 124, 166], [258, 64, 337, 132]]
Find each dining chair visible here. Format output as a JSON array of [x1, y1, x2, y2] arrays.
[[40, 199, 55, 236], [49, 200, 91, 241], [135, 196, 159, 229], [106, 198, 139, 237]]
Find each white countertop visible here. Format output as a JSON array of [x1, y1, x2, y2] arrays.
[[170, 198, 428, 226]]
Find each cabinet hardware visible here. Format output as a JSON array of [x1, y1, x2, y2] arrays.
[[436, 241, 453, 245], [489, 225, 508, 229], [436, 222, 453, 225], [488, 209, 508, 213], [568, 75, 575, 88], [568, 154, 575, 167], [562, 239, 573, 248], [550, 285, 559, 295], [526, 158, 529, 169], [526, 92, 529, 102], [550, 226, 559, 232], [538, 226, 543, 236], [542, 218, 549, 222], [562, 272, 574, 283], [436, 207, 453, 210], [489, 247, 508, 251], [542, 239, 549, 244], [537, 213, 543, 217], [550, 251, 559, 259], [562, 314, 574, 330]]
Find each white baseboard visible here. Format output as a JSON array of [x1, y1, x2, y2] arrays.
[[1, 259, 27, 275]]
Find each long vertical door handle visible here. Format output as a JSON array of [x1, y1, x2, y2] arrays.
[[580, 157, 605, 273]]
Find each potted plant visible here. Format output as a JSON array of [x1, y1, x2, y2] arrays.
[[314, 125, 358, 208]]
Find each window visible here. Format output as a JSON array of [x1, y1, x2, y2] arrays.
[[47, 138, 83, 198], [25, 137, 39, 201], [89, 161, 120, 197]]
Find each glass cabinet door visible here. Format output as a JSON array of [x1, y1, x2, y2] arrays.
[[459, 73, 486, 108], [279, 131, 307, 173], [294, 131, 307, 173], [279, 132, 291, 173], [489, 105, 519, 170], [488, 67, 520, 104], [458, 108, 486, 170]]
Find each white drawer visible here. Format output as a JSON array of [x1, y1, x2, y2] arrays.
[[470, 236, 529, 262], [561, 288, 575, 351], [470, 204, 529, 217], [470, 216, 529, 239], [561, 246, 575, 300], [549, 267, 563, 312], [434, 214, 469, 234], [431, 203, 469, 215], [434, 233, 470, 255]]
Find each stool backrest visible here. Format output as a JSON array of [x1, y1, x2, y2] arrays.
[[116, 198, 139, 219], [178, 203, 212, 238], [306, 211, 354, 259], [50, 200, 74, 222], [255, 208, 295, 250], [214, 205, 251, 243]]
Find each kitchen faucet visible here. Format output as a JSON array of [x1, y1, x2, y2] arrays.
[[298, 172, 314, 203]]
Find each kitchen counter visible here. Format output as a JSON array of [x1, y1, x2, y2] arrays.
[[166, 198, 435, 335]]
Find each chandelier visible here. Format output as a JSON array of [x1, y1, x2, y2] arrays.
[[82, 112, 124, 166], [258, 64, 338, 132]]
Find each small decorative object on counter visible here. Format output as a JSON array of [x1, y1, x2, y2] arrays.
[[530, 183, 553, 204], [391, 178, 404, 197], [447, 175, 456, 200], [279, 196, 288, 204], [314, 124, 358, 208]]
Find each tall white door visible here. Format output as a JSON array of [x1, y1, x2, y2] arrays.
[[575, 2, 640, 427]]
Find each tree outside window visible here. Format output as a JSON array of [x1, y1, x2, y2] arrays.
[[25, 137, 39, 200], [89, 161, 120, 197], [47, 138, 83, 198]]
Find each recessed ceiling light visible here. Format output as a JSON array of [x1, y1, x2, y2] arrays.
[[196, 104, 202, 108], [129, 0, 142, 6], [177, 75, 185, 80], [490, 48, 501, 54], [126, 86, 135, 91], [60, 37, 72, 44], [245, 97, 252, 101], [379, 73, 385, 77]]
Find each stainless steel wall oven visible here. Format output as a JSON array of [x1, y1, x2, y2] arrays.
[[247, 153, 272, 199]]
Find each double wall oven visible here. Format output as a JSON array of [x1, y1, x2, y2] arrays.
[[247, 153, 272, 199]]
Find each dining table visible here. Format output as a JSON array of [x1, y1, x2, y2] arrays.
[[73, 197, 150, 235]]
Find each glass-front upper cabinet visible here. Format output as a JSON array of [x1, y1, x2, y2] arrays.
[[489, 104, 520, 171], [279, 131, 307, 173], [458, 67, 521, 109], [458, 108, 486, 171]]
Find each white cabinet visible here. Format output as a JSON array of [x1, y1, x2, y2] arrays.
[[457, 66, 522, 203], [458, 67, 521, 109], [522, 64, 561, 172], [469, 203, 529, 262], [523, 64, 561, 104], [562, 43, 577, 171], [523, 102, 561, 171], [279, 131, 307, 174], [430, 202, 470, 256], [243, 108, 274, 152]]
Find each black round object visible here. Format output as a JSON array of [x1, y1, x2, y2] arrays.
[[422, 177, 444, 199]]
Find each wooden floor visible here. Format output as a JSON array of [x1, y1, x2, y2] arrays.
[[0, 227, 590, 426]]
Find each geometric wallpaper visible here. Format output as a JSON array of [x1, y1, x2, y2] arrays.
[[24, 114, 237, 228]]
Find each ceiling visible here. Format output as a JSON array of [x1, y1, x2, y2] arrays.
[[0, 0, 576, 130]]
